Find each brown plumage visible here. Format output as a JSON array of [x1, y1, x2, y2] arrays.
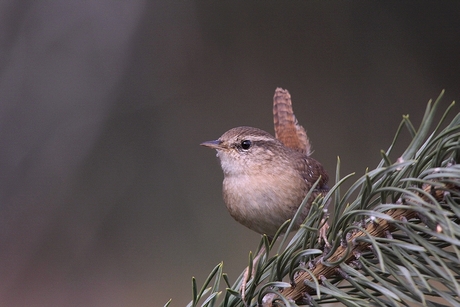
[[273, 88, 311, 155], [201, 89, 328, 237]]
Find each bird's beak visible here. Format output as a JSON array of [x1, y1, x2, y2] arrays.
[[200, 139, 222, 149]]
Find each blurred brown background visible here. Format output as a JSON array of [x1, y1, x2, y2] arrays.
[[0, 1, 459, 306]]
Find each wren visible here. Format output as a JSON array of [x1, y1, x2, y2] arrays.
[[201, 88, 329, 238]]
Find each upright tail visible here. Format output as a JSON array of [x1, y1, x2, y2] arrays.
[[273, 88, 311, 155]]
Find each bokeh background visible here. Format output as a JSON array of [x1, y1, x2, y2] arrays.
[[1, 1, 459, 306]]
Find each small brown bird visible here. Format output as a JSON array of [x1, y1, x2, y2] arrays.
[[201, 88, 329, 239]]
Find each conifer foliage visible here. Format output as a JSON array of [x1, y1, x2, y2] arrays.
[[175, 92, 460, 307]]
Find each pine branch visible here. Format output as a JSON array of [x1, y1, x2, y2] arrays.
[[182, 92, 460, 307], [274, 182, 458, 305]]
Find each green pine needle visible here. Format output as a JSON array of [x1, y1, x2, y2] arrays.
[[179, 92, 460, 307]]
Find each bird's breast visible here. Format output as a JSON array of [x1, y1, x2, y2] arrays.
[[222, 172, 308, 236]]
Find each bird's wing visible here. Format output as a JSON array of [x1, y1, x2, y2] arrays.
[[273, 88, 311, 155], [297, 156, 329, 193]]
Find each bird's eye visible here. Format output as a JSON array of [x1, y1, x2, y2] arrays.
[[241, 140, 252, 150]]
